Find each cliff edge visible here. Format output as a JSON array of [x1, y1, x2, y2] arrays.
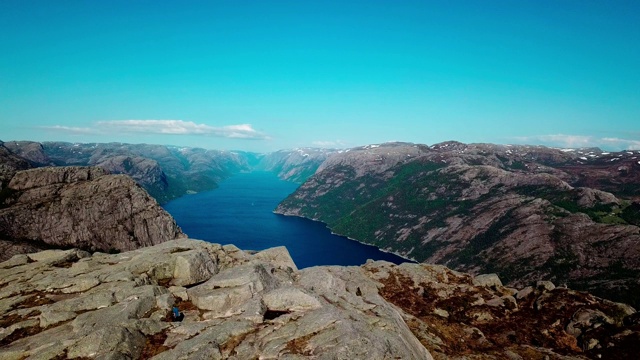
[[1, 239, 638, 359], [0, 166, 185, 261]]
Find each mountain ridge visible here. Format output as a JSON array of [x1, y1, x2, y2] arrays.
[[275, 141, 640, 308], [2, 140, 334, 204]]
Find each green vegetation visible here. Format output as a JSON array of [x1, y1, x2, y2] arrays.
[[284, 156, 640, 274], [301, 160, 451, 259], [509, 161, 527, 170], [607, 260, 640, 280], [621, 202, 640, 226], [445, 209, 517, 268], [542, 251, 580, 277], [0, 186, 19, 209], [514, 185, 631, 225]]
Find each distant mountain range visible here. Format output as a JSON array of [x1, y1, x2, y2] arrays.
[[254, 147, 335, 183], [275, 141, 640, 308], [0, 140, 333, 204], [3, 139, 640, 308], [3, 139, 640, 358]]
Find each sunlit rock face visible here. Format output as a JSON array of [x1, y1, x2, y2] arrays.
[[0, 166, 185, 261], [1, 239, 638, 359]]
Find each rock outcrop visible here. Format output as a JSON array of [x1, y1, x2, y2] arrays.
[[0, 166, 185, 261], [0, 142, 32, 191], [276, 142, 640, 308], [1, 239, 638, 359]]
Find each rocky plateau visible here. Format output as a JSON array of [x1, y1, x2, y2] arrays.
[[1, 239, 639, 359]]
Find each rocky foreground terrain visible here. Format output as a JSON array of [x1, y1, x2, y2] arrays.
[[0, 166, 184, 261], [276, 142, 640, 308], [1, 239, 639, 359]]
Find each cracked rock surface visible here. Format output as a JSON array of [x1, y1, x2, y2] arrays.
[[0, 166, 185, 261], [1, 239, 639, 359]]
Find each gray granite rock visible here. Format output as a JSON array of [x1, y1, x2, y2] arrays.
[[0, 254, 30, 269], [537, 280, 556, 292], [4, 238, 635, 359], [67, 325, 146, 359], [262, 287, 322, 312], [473, 273, 503, 288], [252, 246, 298, 271], [0, 166, 185, 261], [172, 249, 218, 286]]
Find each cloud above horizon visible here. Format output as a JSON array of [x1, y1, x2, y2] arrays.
[[43, 120, 269, 140], [514, 134, 640, 150], [311, 140, 348, 148], [44, 125, 95, 135]]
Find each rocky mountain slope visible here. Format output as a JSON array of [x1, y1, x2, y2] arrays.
[[0, 166, 185, 261], [276, 142, 640, 308], [3, 141, 255, 203], [256, 148, 336, 183], [0, 142, 32, 191], [1, 239, 638, 359]]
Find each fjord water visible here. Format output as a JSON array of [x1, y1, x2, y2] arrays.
[[163, 171, 409, 268]]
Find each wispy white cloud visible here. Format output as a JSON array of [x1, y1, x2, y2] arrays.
[[43, 125, 96, 134], [513, 134, 594, 148], [44, 120, 269, 140], [312, 140, 348, 148], [513, 134, 640, 150], [600, 137, 640, 150]]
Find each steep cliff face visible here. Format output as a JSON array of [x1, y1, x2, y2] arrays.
[[276, 142, 640, 307], [1, 239, 637, 359], [2, 141, 52, 167], [94, 155, 169, 202], [0, 142, 32, 190], [257, 148, 336, 183], [0, 166, 185, 260]]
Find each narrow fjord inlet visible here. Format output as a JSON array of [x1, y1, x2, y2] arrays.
[[163, 171, 410, 268]]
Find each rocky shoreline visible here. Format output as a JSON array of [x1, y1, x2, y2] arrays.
[[274, 210, 419, 264]]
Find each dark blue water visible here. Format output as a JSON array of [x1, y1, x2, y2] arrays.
[[162, 171, 411, 268]]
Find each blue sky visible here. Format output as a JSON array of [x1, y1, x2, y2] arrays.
[[1, 1, 639, 152]]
